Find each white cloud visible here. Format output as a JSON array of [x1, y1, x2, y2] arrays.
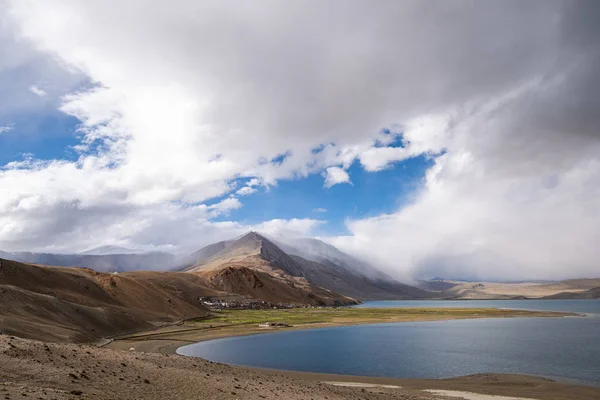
[[359, 146, 409, 172], [29, 85, 47, 96], [323, 167, 351, 188], [330, 84, 600, 281], [0, 126, 13, 135], [312, 208, 328, 213], [208, 196, 242, 214], [0, 1, 599, 281], [253, 218, 325, 240], [236, 186, 257, 196]]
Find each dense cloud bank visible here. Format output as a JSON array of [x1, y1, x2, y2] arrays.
[[1, 1, 599, 279]]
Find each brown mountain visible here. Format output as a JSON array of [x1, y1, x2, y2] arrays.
[[184, 232, 357, 306], [183, 232, 433, 303], [0, 258, 218, 343]]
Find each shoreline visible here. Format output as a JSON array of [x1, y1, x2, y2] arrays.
[[105, 307, 578, 355], [104, 308, 598, 391]]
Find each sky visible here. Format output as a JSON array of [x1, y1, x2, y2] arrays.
[[0, 0, 599, 281]]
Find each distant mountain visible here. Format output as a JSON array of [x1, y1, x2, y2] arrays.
[[172, 240, 232, 271], [416, 279, 460, 292], [184, 232, 434, 302], [0, 250, 175, 273], [79, 245, 143, 255], [274, 237, 392, 280], [184, 232, 355, 306], [418, 278, 600, 299], [541, 287, 600, 299]]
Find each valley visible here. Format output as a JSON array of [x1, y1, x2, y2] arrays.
[[1, 231, 599, 400]]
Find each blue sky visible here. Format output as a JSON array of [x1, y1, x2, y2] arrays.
[[210, 156, 433, 236], [0, 110, 81, 165], [0, 103, 432, 237], [2, 0, 599, 281]]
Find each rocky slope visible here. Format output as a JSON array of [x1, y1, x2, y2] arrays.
[[185, 233, 356, 306], [277, 237, 435, 300], [0, 258, 218, 342], [183, 232, 432, 303]]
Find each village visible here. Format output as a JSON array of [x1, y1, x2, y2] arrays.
[[198, 296, 320, 311]]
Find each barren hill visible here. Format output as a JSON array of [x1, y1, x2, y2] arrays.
[[0, 258, 218, 343], [184, 232, 432, 303], [184, 232, 356, 306], [419, 278, 600, 299], [541, 286, 600, 299]]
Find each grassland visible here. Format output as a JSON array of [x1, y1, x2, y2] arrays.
[[194, 307, 559, 325], [105, 307, 576, 355]]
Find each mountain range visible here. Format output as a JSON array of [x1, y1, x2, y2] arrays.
[[1, 231, 599, 343], [1, 232, 434, 302], [2, 231, 433, 342], [0, 249, 175, 272], [178, 232, 433, 302]]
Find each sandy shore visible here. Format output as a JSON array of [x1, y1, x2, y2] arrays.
[[2, 334, 599, 400]]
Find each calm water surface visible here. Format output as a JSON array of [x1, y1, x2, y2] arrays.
[[178, 300, 600, 386]]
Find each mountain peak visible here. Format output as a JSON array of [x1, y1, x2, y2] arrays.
[[237, 231, 266, 241]]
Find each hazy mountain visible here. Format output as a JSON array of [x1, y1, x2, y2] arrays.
[[274, 237, 391, 281], [542, 287, 600, 299], [79, 245, 144, 255], [185, 232, 434, 301], [0, 250, 175, 273], [418, 278, 600, 299]]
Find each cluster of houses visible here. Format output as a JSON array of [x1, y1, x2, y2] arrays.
[[198, 297, 310, 310], [258, 322, 291, 328]]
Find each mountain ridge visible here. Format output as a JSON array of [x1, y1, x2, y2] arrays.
[[184, 232, 434, 301], [0, 249, 175, 273], [184, 232, 357, 306], [0, 257, 216, 342]]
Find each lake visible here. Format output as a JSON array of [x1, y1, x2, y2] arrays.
[[177, 300, 600, 387]]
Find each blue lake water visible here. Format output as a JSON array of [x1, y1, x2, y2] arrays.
[[177, 300, 600, 387]]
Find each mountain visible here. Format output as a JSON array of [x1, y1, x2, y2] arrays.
[[541, 286, 600, 299], [419, 278, 600, 299], [416, 279, 460, 292], [184, 232, 356, 306], [184, 232, 434, 302], [0, 257, 218, 343], [79, 245, 144, 255], [0, 250, 175, 273], [270, 236, 435, 300]]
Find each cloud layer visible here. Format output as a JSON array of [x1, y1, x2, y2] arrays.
[[1, 1, 599, 280]]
